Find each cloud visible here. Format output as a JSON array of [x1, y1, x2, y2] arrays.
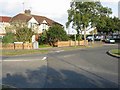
[[0, 0, 119, 27], [28, 0, 70, 18], [0, 0, 70, 17], [0, 0, 70, 25]]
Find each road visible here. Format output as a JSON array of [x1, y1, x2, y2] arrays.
[[45, 44, 118, 88], [2, 44, 119, 88], [2, 54, 47, 88]]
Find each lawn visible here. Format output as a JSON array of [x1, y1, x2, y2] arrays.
[[2, 49, 48, 56], [110, 49, 120, 55]]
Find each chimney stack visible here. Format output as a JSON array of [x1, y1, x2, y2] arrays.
[[24, 9, 31, 15]]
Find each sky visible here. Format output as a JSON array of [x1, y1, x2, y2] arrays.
[[0, 0, 119, 32]]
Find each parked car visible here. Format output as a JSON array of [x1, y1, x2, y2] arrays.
[[86, 35, 94, 42], [113, 34, 120, 43], [105, 36, 115, 44], [94, 35, 104, 41], [86, 35, 103, 42]]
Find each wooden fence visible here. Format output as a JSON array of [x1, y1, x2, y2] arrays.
[[55, 40, 88, 47], [0, 40, 88, 49], [0, 43, 33, 50]]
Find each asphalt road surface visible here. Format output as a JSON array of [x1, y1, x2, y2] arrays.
[[45, 44, 119, 88], [2, 44, 119, 88], [2, 54, 47, 88]]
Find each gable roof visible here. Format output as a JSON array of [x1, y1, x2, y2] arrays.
[[0, 16, 11, 22], [10, 13, 63, 26]]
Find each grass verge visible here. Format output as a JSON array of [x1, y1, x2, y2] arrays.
[[110, 49, 120, 55], [2, 49, 48, 56]]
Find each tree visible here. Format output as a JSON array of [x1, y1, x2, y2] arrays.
[[5, 21, 34, 43], [112, 17, 120, 33], [97, 17, 113, 34], [66, 1, 112, 45], [96, 17, 120, 34], [15, 26, 34, 42], [47, 25, 69, 46]]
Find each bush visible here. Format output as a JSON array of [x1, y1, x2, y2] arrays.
[[38, 32, 48, 45], [2, 32, 15, 44], [47, 25, 69, 46]]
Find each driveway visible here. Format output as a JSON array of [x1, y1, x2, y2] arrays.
[[1, 44, 119, 88]]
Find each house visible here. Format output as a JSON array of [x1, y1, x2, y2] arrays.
[[81, 27, 97, 35], [0, 16, 11, 37], [10, 10, 63, 34], [67, 26, 97, 35]]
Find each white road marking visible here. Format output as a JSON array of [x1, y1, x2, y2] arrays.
[[3, 57, 47, 62], [42, 57, 47, 60], [56, 50, 64, 53], [3, 60, 32, 62], [63, 55, 74, 58]]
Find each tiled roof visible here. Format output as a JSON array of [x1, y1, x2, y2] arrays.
[[10, 13, 62, 26], [0, 16, 11, 22]]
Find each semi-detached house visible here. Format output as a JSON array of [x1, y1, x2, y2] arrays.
[[0, 16, 11, 37], [10, 10, 63, 34]]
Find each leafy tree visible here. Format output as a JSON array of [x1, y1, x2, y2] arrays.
[[97, 17, 120, 34], [112, 17, 120, 32], [15, 26, 34, 42], [97, 17, 113, 34], [5, 21, 34, 43], [66, 1, 112, 45], [47, 25, 69, 46]]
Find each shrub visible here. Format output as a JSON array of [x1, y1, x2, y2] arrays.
[[47, 25, 69, 46], [2, 32, 15, 44]]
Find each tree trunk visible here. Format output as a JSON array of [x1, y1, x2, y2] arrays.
[[84, 27, 86, 46]]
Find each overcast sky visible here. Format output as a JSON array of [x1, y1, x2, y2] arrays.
[[0, 0, 119, 28]]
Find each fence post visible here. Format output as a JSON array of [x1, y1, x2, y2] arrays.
[[22, 43, 24, 49], [14, 43, 15, 49]]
